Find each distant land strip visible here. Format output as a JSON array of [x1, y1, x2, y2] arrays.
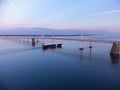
[[0, 34, 100, 37]]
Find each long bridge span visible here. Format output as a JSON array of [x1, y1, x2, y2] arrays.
[[0, 36, 120, 55], [39, 37, 120, 44]]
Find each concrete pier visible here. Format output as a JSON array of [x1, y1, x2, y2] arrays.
[[79, 34, 84, 50], [32, 38, 35, 47], [89, 36, 92, 48], [110, 42, 120, 55]]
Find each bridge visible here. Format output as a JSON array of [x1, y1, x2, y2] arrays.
[[0, 36, 120, 55]]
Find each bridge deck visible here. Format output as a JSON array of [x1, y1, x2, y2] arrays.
[[1, 36, 120, 44]]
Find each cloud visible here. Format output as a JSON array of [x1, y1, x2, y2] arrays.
[[0, 0, 14, 9], [87, 10, 120, 17], [7, 0, 14, 6]]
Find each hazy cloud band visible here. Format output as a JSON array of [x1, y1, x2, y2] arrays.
[[87, 10, 120, 16]]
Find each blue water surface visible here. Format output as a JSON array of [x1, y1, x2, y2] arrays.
[[0, 36, 120, 90]]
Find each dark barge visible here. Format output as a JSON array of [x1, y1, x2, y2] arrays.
[[42, 42, 62, 49]]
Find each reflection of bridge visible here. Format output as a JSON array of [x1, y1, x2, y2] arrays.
[[0, 36, 120, 55]]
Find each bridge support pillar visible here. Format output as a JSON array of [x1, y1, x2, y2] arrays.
[[110, 43, 120, 55], [32, 38, 35, 47]]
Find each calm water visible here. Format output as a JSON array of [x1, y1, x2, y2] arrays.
[[0, 35, 120, 90]]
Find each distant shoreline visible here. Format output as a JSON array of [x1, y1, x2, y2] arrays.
[[0, 34, 100, 37]]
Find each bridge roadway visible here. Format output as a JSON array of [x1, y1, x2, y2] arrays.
[[39, 37, 120, 44], [1, 36, 120, 44]]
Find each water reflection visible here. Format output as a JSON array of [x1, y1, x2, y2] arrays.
[[110, 54, 120, 64], [42, 47, 81, 59], [80, 48, 92, 62], [42, 48, 57, 51], [80, 50, 83, 62], [0, 47, 41, 55], [42, 47, 62, 51], [89, 48, 92, 59]]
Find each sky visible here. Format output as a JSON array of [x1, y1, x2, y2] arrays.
[[0, 0, 120, 31]]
